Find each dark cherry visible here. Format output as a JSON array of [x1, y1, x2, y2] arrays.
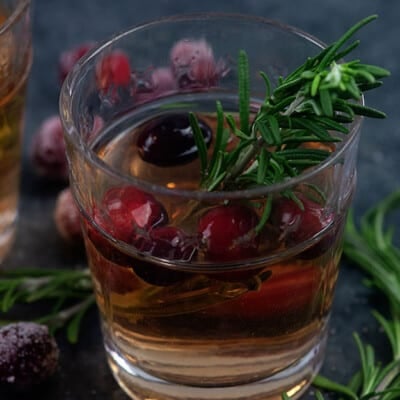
[[58, 42, 95, 83], [270, 194, 335, 258], [100, 186, 168, 243], [198, 204, 259, 262], [136, 113, 212, 166]]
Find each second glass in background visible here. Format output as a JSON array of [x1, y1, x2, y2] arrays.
[[0, 0, 32, 262]]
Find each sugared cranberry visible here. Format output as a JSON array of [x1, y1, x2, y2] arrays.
[[198, 204, 259, 262], [134, 67, 177, 105], [150, 67, 177, 93], [100, 186, 168, 243], [270, 194, 334, 257], [96, 50, 132, 93], [30, 115, 68, 181], [170, 39, 221, 88], [137, 113, 212, 166], [0, 322, 59, 387], [54, 187, 83, 243], [58, 42, 95, 83]]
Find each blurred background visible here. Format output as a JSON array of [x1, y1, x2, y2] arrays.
[[3, 0, 400, 399]]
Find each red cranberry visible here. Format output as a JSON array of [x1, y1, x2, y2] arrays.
[[100, 186, 168, 243], [137, 113, 212, 166], [270, 195, 335, 257], [54, 187, 82, 243], [58, 42, 95, 83], [198, 204, 259, 262], [170, 39, 220, 88], [30, 115, 68, 181], [96, 50, 132, 93], [208, 264, 321, 320], [85, 233, 139, 295]]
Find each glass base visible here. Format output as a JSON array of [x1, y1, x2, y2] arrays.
[[104, 328, 327, 400]]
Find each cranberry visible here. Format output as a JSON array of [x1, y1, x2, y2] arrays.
[[134, 226, 196, 286], [270, 194, 335, 257], [137, 113, 212, 166], [54, 187, 83, 243], [96, 50, 132, 93], [138, 226, 197, 260], [86, 233, 139, 295], [150, 67, 177, 93], [170, 39, 220, 88], [58, 42, 95, 83], [208, 264, 321, 321], [135, 67, 177, 105], [198, 204, 259, 262], [100, 186, 168, 243], [30, 115, 68, 181], [0, 322, 59, 387]]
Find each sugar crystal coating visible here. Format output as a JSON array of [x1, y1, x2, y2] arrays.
[[0, 322, 59, 387]]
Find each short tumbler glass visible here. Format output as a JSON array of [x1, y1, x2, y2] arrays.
[[0, 0, 31, 262], [60, 14, 361, 400]]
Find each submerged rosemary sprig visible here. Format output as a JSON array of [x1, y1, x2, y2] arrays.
[[191, 15, 389, 192]]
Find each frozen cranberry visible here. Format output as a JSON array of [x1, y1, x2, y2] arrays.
[[58, 42, 95, 83], [96, 50, 132, 93], [170, 39, 220, 88], [198, 204, 259, 262], [150, 67, 177, 93], [54, 187, 82, 243], [100, 186, 168, 243], [135, 67, 177, 105], [137, 113, 212, 166], [0, 322, 59, 387], [270, 195, 335, 257], [30, 115, 68, 181]]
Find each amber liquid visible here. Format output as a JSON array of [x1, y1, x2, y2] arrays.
[[0, 13, 31, 261], [82, 103, 346, 390]]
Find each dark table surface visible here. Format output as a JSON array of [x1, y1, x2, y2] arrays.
[[2, 0, 400, 399]]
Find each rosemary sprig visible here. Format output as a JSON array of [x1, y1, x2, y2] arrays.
[[0, 267, 94, 343], [191, 15, 389, 193], [289, 189, 400, 400]]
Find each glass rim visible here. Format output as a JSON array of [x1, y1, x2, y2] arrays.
[[0, 0, 30, 35], [60, 12, 363, 201]]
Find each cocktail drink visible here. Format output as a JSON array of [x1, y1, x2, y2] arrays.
[[60, 14, 385, 400], [0, 0, 31, 262]]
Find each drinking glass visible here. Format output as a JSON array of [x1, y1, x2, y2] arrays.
[[60, 14, 361, 400], [0, 0, 31, 262]]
